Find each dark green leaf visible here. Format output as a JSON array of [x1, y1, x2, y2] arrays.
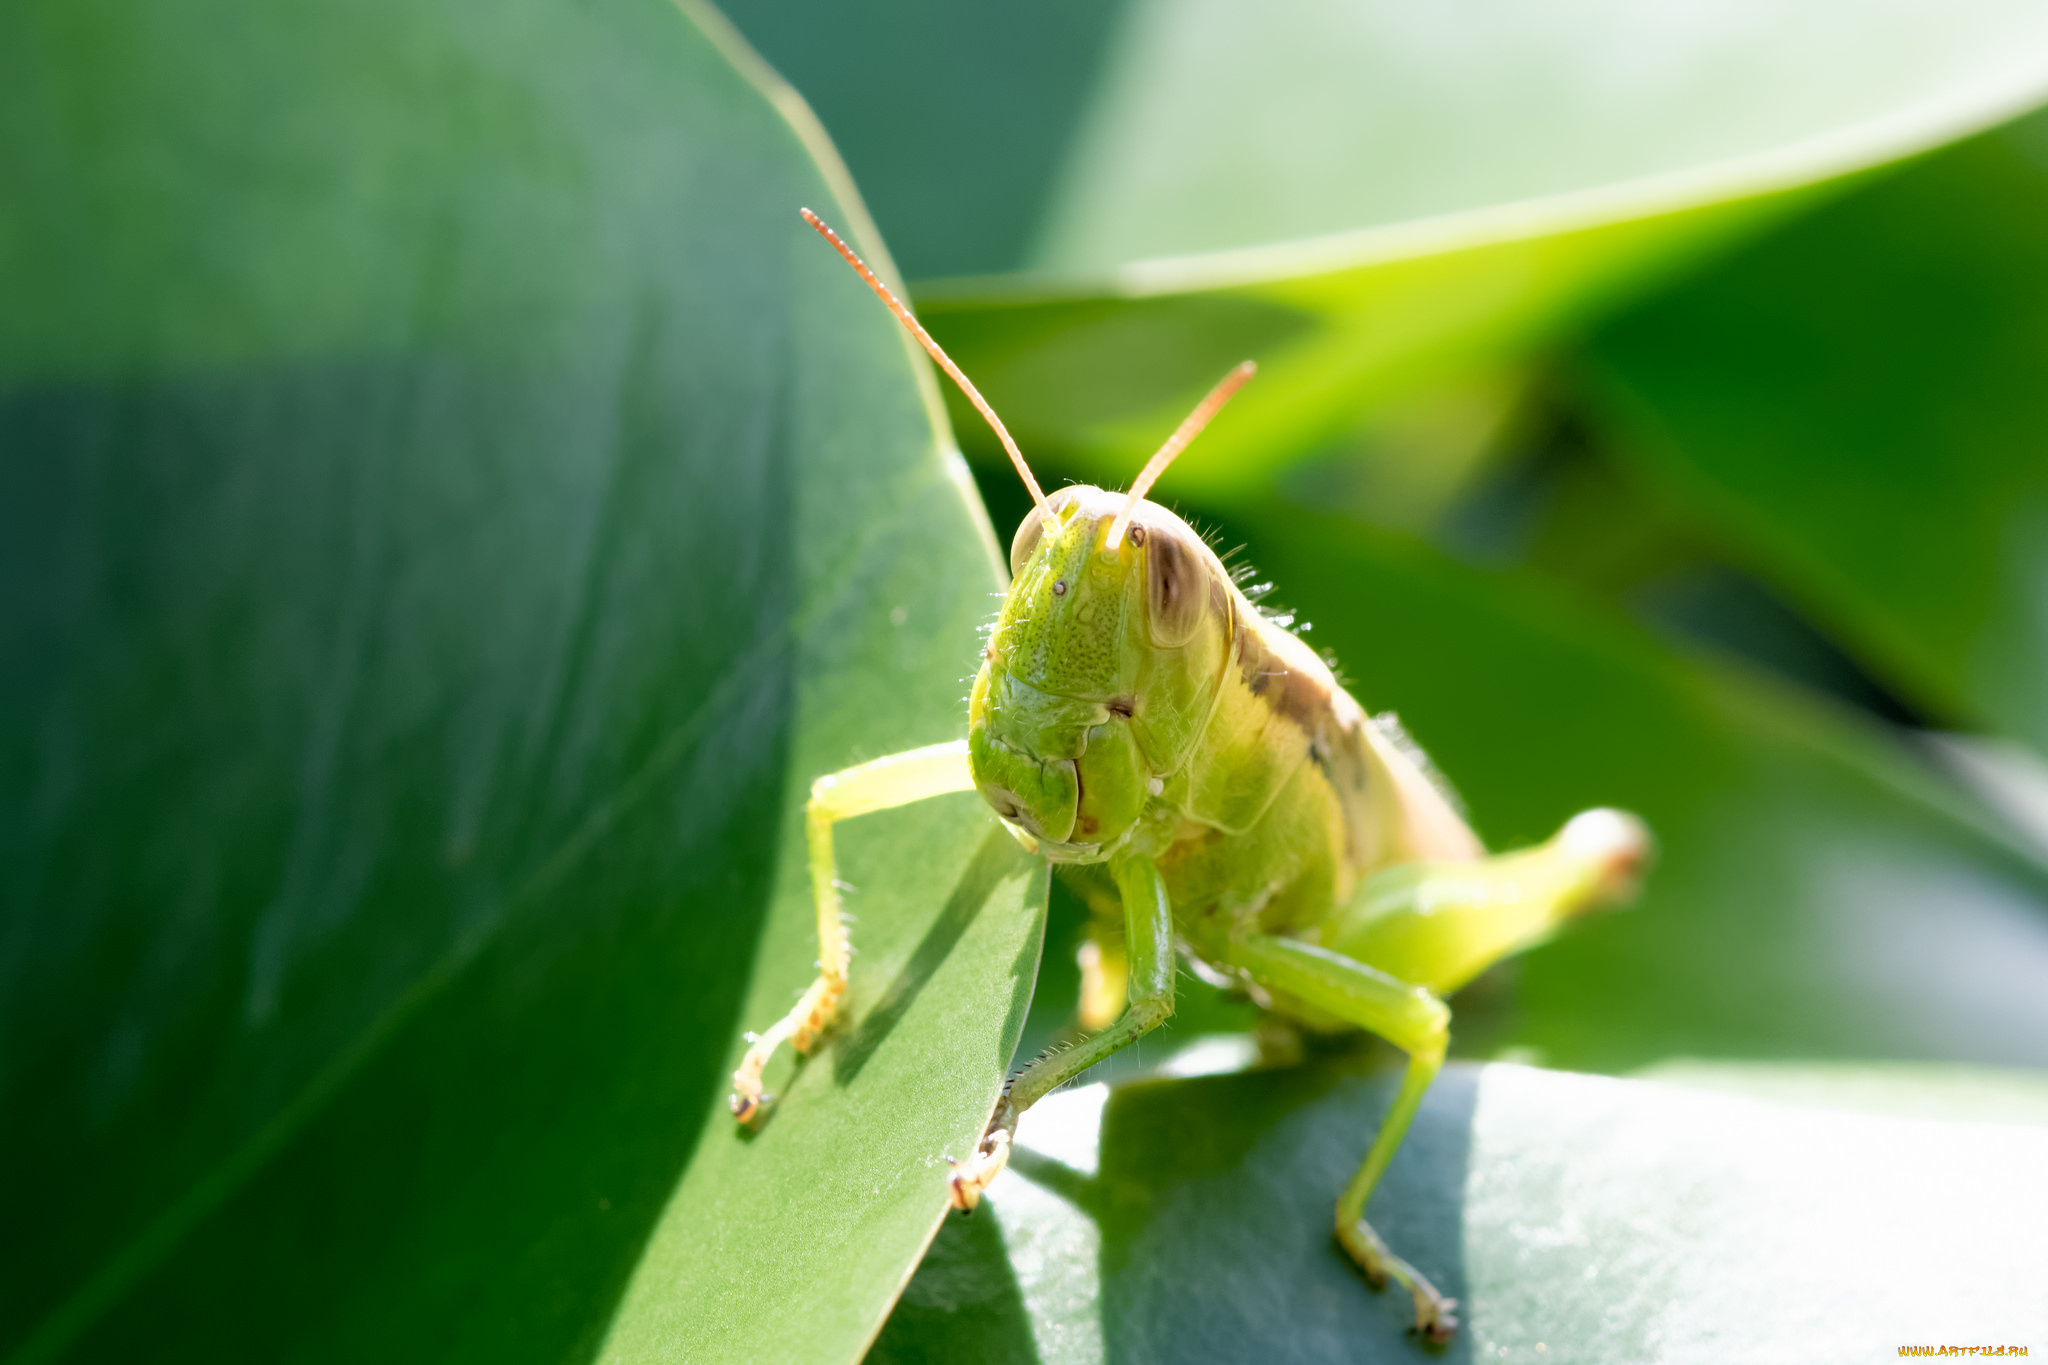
[[724, 0, 2048, 493], [0, 2, 1040, 1359], [872, 1059, 2048, 1362], [1587, 107, 2048, 753]]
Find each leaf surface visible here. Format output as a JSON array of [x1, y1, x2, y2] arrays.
[[1587, 107, 2048, 755], [0, 2, 1042, 1360], [722, 0, 2048, 493], [871, 1061, 2048, 1363]]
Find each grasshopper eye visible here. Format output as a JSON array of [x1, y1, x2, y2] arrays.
[[1009, 488, 1079, 577], [1009, 509, 1045, 578], [1146, 531, 1207, 648]]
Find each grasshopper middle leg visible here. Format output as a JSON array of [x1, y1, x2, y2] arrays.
[[1227, 933, 1458, 1341], [948, 853, 1175, 1209], [729, 740, 976, 1123]]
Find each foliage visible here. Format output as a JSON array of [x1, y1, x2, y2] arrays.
[[6, 0, 2048, 1361], [1, 1, 1035, 1360]]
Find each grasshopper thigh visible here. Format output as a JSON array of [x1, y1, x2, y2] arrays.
[[1320, 807, 1650, 996]]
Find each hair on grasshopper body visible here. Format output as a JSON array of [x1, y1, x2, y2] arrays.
[[731, 210, 1653, 1345]]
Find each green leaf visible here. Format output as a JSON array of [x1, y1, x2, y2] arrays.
[[1586, 107, 2048, 754], [1631, 1058, 2048, 1125], [722, 0, 2048, 494], [870, 1059, 2048, 1362], [596, 824, 1046, 1363], [0, 1, 1041, 1360]]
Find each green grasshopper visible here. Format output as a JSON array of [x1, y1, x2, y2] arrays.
[[731, 209, 1652, 1343]]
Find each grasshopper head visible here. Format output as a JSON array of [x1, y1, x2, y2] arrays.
[[968, 486, 1234, 863], [792, 210, 1255, 864]]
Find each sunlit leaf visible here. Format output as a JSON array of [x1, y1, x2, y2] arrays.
[[1587, 107, 2048, 754], [872, 1061, 2048, 1362], [724, 0, 2048, 494]]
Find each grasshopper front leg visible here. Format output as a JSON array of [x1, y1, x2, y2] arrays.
[[948, 853, 1175, 1209], [729, 739, 977, 1123]]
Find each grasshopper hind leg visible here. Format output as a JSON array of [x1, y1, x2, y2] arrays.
[[1324, 808, 1651, 998]]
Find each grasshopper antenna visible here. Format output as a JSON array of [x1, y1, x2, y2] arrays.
[[800, 208, 1049, 516], [1105, 360, 1257, 552]]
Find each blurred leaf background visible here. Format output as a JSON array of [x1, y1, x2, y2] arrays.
[[6, 0, 2048, 1361]]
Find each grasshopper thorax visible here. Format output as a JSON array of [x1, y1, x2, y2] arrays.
[[968, 487, 1233, 864]]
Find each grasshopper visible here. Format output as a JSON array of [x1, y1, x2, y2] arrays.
[[731, 209, 1652, 1343]]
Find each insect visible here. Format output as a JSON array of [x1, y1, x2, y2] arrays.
[[731, 208, 1652, 1343]]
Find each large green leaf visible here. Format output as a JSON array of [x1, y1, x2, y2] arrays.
[[0, 1, 1042, 1360], [723, 0, 2048, 494], [870, 1060, 2048, 1362], [1585, 106, 2048, 755]]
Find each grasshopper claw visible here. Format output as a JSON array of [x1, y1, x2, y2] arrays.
[[1418, 1297, 1459, 1344], [945, 1129, 1011, 1210], [942, 1157, 977, 1213], [1338, 1217, 1458, 1344], [947, 1102, 1017, 1210], [729, 976, 844, 1126], [1404, 1294, 1459, 1345], [729, 1046, 776, 1125], [728, 1075, 771, 1124]]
